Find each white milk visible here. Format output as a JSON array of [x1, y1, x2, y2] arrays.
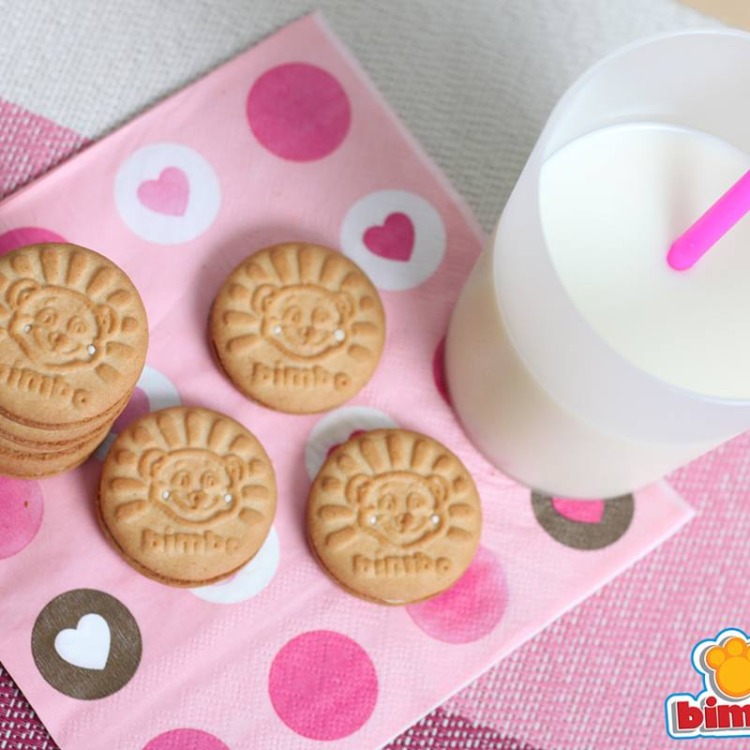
[[446, 124, 750, 498], [540, 124, 750, 399]]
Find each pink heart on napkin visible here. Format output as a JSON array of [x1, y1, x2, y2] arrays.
[[551, 497, 606, 524], [363, 212, 415, 261], [137, 167, 190, 216]]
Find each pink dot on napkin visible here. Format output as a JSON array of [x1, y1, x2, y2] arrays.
[[247, 63, 351, 161], [0, 227, 66, 255], [407, 546, 507, 643], [269, 630, 378, 740], [0, 477, 44, 559], [432, 335, 452, 405], [142, 729, 228, 750]]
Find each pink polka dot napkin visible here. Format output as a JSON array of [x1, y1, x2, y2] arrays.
[[0, 12, 693, 750]]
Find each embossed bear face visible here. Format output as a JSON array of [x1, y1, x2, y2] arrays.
[[144, 448, 246, 524], [253, 283, 353, 359], [346, 471, 449, 549], [6, 280, 117, 369]]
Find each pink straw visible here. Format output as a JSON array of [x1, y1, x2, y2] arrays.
[[668, 169, 750, 271]]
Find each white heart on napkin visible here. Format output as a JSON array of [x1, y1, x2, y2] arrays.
[[54, 613, 111, 671]]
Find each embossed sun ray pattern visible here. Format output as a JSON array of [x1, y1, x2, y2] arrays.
[[105, 408, 275, 531], [220, 243, 382, 363]]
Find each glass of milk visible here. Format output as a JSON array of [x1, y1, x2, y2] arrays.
[[446, 30, 750, 499]]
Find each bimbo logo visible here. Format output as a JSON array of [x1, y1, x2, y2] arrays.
[[666, 628, 750, 739]]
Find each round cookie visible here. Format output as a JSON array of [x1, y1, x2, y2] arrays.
[[0, 243, 148, 427], [210, 242, 385, 414], [98, 406, 277, 587], [306, 429, 482, 605]]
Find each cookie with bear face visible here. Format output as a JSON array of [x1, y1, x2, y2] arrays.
[[0, 243, 148, 426], [98, 406, 277, 587], [210, 243, 385, 413], [307, 429, 482, 605]]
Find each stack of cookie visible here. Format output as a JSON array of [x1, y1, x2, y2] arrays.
[[0, 243, 148, 477]]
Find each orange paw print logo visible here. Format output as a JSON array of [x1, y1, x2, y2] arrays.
[[704, 636, 750, 699], [666, 628, 750, 739]]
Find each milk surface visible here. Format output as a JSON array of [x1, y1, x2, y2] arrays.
[[539, 124, 750, 399]]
